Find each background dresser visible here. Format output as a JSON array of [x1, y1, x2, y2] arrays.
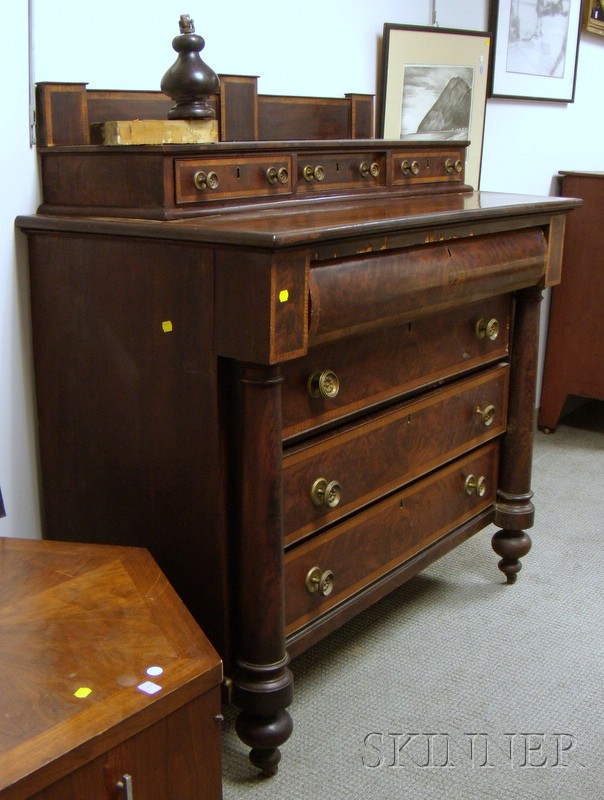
[[16, 80, 579, 775], [0, 537, 222, 800], [539, 171, 604, 431]]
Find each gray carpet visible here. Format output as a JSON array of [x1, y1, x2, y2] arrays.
[[222, 402, 604, 799]]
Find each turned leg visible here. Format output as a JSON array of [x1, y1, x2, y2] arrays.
[[494, 286, 542, 583], [232, 363, 293, 776], [492, 525, 532, 584]]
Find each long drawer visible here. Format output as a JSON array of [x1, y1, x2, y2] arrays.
[[308, 228, 547, 345], [284, 441, 499, 636], [283, 365, 508, 546], [282, 295, 512, 439]]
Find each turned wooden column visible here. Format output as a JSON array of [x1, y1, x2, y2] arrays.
[[232, 362, 293, 776], [493, 285, 543, 583]]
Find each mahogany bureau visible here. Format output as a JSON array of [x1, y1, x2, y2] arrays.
[[16, 80, 579, 775], [538, 171, 604, 431], [0, 537, 222, 800]]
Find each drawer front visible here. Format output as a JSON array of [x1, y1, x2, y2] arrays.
[[308, 228, 547, 345], [282, 295, 512, 439], [296, 152, 387, 193], [27, 690, 222, 800], [285, 442, 499, 635], [174, 155, 293, 204], [390, 148, 466, 186], [283, 365, 508, 546]]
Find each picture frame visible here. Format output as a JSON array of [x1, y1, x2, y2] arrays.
[[489, 0, 582, 101], [582, 0, 604, 36], [380, 24, 491, 190]]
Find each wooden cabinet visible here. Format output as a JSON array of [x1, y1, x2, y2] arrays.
[[0, 537, 222, 800], [539, 171, 604, 431], [16, 82, 578, 777]]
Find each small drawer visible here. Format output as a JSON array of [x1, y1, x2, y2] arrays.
[[285, 441, 499, 636], [391, 148, 466, 186], [283, 365, 508, 546], [174, 155, 293, 204], [282, 295, 512, 439], [296, 152, 387, 193]]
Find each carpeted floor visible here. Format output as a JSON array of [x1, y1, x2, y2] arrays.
[[222, 402, 604, 799]]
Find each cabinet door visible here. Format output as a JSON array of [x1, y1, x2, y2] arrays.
[[29, 691, 222, 800]]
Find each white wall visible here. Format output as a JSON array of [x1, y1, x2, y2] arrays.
[[1, 2, 43, 540], [1, 0, 603, 538]]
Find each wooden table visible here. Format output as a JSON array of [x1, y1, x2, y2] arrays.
[[0, 537, 222, 800]]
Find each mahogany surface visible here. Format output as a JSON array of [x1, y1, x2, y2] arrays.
[[16, 86, 580, 774], [539, 171, 604, 431], [0, 537, 222, 800]]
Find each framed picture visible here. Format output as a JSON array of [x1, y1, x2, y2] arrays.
[[583, 0, 604, 36], [380, 24, 491, 189], [489, 0, 582, 101]]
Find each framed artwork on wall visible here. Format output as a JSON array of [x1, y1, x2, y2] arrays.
[[489, 0, 582, 101], [380, 24, 491, 190]]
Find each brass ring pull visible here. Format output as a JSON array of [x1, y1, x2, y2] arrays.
[[193, 170, 208, 191], [465, 474, 487, 497], [475, 317, 500, 341], [266, 166, 289, 185], [193, 170, 219, 191], [445, 158, 463, 174], [401, 159, 420, 176], [359, 161, 380, 178], [310, 477, 342, 508], [303, 165, 325, 182], [305, 566, 335, 597], [475, 404, 496, 426], [308, 370, 340, 399]]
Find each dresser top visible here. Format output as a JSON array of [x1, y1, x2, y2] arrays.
[[17, 190, 581, 251], [0, 537, 221, 800]]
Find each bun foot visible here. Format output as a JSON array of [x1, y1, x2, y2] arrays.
[[491, 528, 532, 584], [236, 708, 293, 776]]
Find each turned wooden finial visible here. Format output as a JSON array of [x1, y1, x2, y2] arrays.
[[160, 14, 220, 119]]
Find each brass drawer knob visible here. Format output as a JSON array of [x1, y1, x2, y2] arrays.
[[193, 170, 219, 191], [359, 161, 380, 178], [401, 159, 420, 176], [465, 474, 487, 497], [266, 166, 289, 185], [310, 477, 342, 508], [308, 369, 340, 399], [303, 164, 326, 182], [475, 317, 500, 341], [445, 158, 463, 174], [305, 566, 335, 597], [475, 404, 496, 426]]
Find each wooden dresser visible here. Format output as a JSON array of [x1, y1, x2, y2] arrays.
[[16, 80, 579, 775], [539, 171, 604, 431], [0, 537, 222, 800]]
